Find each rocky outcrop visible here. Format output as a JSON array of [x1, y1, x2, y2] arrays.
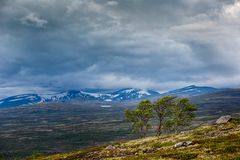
[[105, 145, 116, 150], [174, 141, 193, 148], [216, 115, 232, 124]]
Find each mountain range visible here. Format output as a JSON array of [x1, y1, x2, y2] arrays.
[[0, 85, 219, 108]]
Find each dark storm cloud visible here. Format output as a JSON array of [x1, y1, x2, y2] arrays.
[[0, 0, 240, 97]]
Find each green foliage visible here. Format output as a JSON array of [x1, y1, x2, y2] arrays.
[[125, 100, 154, 137], [223, 145, 237, 153], [150, 141, 174, 149], [125, 97, 197, 136], [0, 154, 4, 160], [161, 152, 198, 160], [153, 96, 176, 136], [25, 153, 44, 160], [165, 98, 197, 133]]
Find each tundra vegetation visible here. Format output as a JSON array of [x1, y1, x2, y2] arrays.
[[27, 118, 240, 160], [125, 96, 197, 137]]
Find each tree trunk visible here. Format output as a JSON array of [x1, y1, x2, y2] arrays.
[[156, 118, 163, 136]]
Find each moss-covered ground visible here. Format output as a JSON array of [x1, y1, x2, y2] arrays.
[[26, 119, 240, 160]]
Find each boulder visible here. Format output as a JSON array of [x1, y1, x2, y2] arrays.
[[105, 145, 116, 150], [174, 141, 193, 148], [216, 115, 232, 124]]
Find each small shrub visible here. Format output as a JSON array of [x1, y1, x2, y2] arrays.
[[25, 153, 44, 160], [150, 141, 174, 149], [223, 145, 237, 153], [232, 157, 240, 160], [161, 151, 198, 160], [174, 153, 198, 160]]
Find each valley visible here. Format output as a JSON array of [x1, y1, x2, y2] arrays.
[[0, 87, 240, 159], [0, 102, 134, 159]]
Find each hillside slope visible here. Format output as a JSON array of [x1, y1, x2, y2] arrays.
[[27, 119, 240, 160]]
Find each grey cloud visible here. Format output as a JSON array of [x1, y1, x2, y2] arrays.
[[106, 1, 118, 7], [0, 0, 239, 97], [20, 13, 48, 28]]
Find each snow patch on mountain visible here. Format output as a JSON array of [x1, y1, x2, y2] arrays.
[[122, 89, 135, 94], [80, 91, 101, 98], [138, 90, 151, 96], [0, 85, 220, 108]]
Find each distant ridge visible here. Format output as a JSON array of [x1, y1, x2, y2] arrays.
[[0, 88, 160, 108], [0, 85, 220, 108], [163, 85, 219, 97]]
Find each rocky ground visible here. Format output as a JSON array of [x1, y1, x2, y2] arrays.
[[26, 116, 240, 160]]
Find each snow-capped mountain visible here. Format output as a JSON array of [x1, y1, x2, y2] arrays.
[[41, 90, 100, 102], [0, 88, 160, 108], [163, 85, 219, 97], [0, 86, 221, 108], [0, 94, 42, 108], [110, 88, 160, 101], [41, 89, 160, 102]]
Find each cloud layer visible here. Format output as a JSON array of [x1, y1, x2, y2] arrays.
[[0, 0, 240, 97]]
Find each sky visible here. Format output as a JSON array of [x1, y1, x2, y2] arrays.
[[1, 0, 240, 98]]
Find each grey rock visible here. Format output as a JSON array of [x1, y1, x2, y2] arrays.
[[216, 115, 232, 124], [119, 148, 127, 152], [105, 145, 116, 150], [174, 141, 193, 148]]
